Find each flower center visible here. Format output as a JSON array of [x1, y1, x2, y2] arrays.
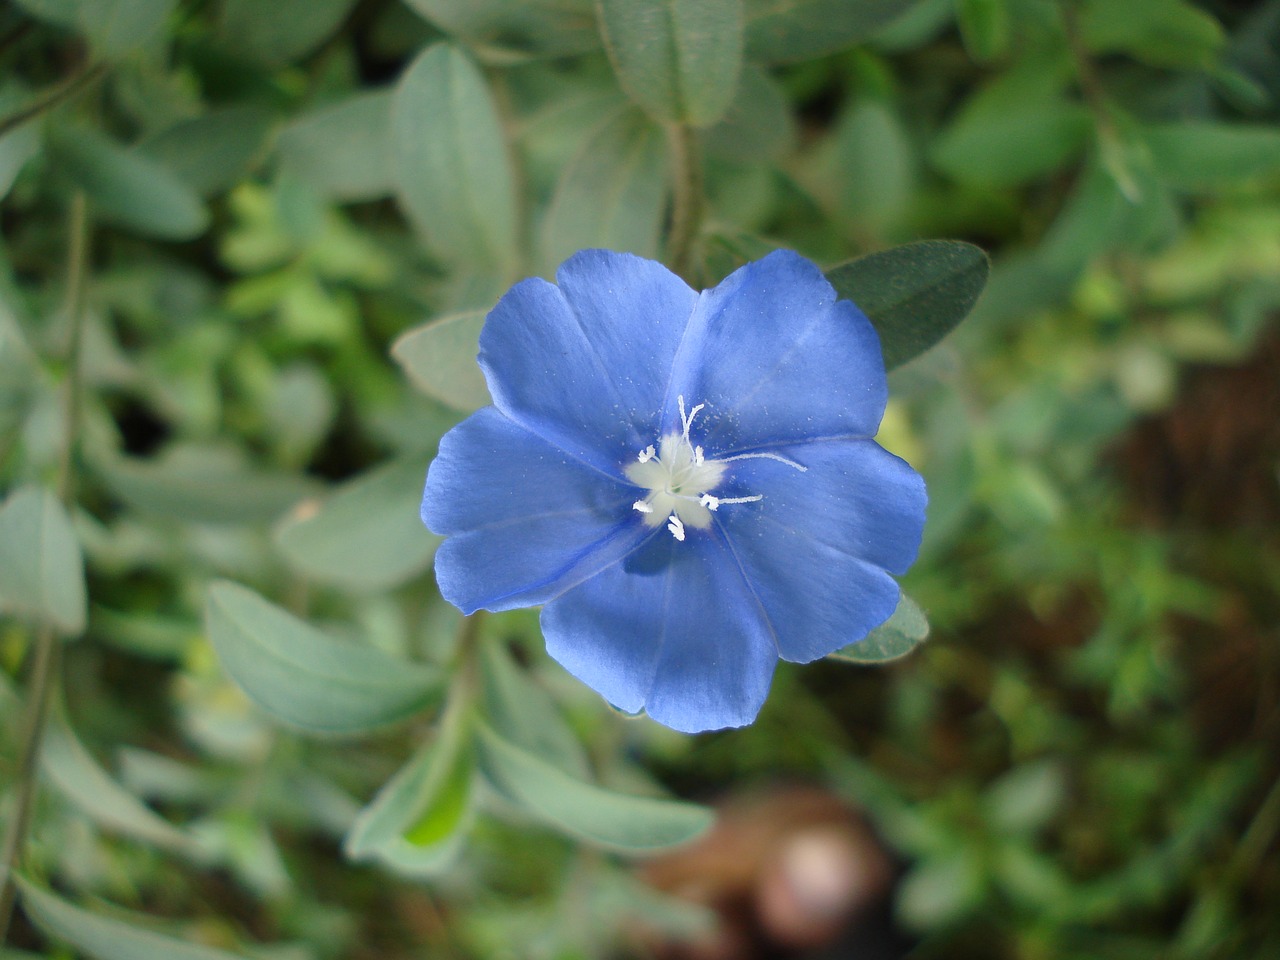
[[626, 396, 795, 541]]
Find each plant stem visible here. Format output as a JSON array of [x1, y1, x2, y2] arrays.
[[0, 62, 108, 139], [0, 192, 90, 947], [665, 121, 704, 285]]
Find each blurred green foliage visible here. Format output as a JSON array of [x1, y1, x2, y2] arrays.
[[1, 0, 1278, 958]]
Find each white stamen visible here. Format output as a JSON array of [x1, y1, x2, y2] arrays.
[[694, 445, 704, 465], [632, 500, 653, 514], [717, 450, 808, 472], [637, 444, 656, 463], [667, 514, 685, 541], [699, 494, 719, 510]]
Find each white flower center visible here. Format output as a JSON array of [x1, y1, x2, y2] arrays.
[[626, 396, 805, 540]]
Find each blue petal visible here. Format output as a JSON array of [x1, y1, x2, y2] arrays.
[[478, 250, 698, 474], [423, 408, 649, 614], [666, 250, 887, 451], [541, 531, 778, 733], [715, 438, 926, 663]]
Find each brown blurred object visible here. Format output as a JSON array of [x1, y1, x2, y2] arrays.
[[639, 786, 896, 959]]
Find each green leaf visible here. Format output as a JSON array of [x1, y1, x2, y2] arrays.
[[205, 580, 444, 735], [273, 457, 439, 592], [14, 0, 177, 58], [538, 106, 668, 274], [277, 91, 395, 202], [1080, 0, 1224, 70], [392, 43, 519, 273], [17, 877, 253, 960], [598, 0, 745, 127], [403, 0, 599, 60], [0, 485, 86, 635], [96, 445, 318, 525], [46, 127, 209, 241], [702, 63, 795, 162], [344, 704, 473, 876], [826, 239, 989, 369], [480, 638, 590, 778], [743, 0, 915, 62], [897, 851, 985, 929], [41, 711, 196, 853], [955, 0, 1009, 62], [0, 86, 41, 200], [219, 0, 359, 65], [828, 592, 929, 663], [391, 309, 491, 412], [476, 724, 714, 851], [930, 60, 1091, 188], [1143, 122, 1280, 190], [819, 96, 915, 238], [138, 107, 274, 198]]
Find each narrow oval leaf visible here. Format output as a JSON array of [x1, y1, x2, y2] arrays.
[[277, 90, 394, 202], [1, 86, 42, 200], [828, 592, 929, 663], [476, 724, 713, 851], [598, 0, 745, 127], [392, 44, 519, 272], [219, 0, 358, 65], [41, 713, 196, 853], [139, 107, 274, 198], [743, 0, 914, 62], [1143, 122, 1280, 189], [205, 580, 443, 735], [344, 705, 473, 876], [826, 239, 989, 369], [14, 0, 177, 58], [274, 457, 439, 592], [46, 127, 209, 241], [538, 106, 668, 273], [391, 309, 491, 412], [480, 638, 590, 779], [404, 0, 599, 60], [17, 877, 252, 960], [0, 485, 86, 635]]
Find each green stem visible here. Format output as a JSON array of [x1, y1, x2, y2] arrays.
[[0, 192, 90, 947], [0, 62, 108, 140], [665, 121, 703, 285]]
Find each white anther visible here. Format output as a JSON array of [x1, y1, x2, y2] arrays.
[[699, 493, 719, 511], [637, 444, 656, 463], [632, 500, 653, 514], [667, 514, 686, 541], [694, 445, 704, 465]]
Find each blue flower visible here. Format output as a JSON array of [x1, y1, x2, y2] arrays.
[[422, 250, 926, 733]]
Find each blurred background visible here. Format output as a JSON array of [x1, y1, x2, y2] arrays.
[[1, 0, 1279, 958]]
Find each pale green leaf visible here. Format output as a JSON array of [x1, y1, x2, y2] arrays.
[[17, 877, 252, 960], [826, 239, 989, 369], [96, 445, 318, 525], [138, 107, 274, 197], [828, 592, 929, 663], [344, 705, 473, 876], [0, 86, 41, 200], [476, 725, 713, 851], [0, 485, 86, 635], [403, 0, 599, 60], [391, 309, 491, 412], [392, 43, 519, 273], [14, 0, 177, 58], [41, 712, 196, 853], [277, 91, 395, 202], [598, 0, 745, 127], [1144, 122, 1280, 189], [219, 0, 359, 65], [702, 63, 795, 162], [46, 126, 209, 241], [538, 106, 668, 273], [480, 639, 590, 779], [273, 457, 439, 592], [743, 0, 914, 62], [205, 580, 444, 735]]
